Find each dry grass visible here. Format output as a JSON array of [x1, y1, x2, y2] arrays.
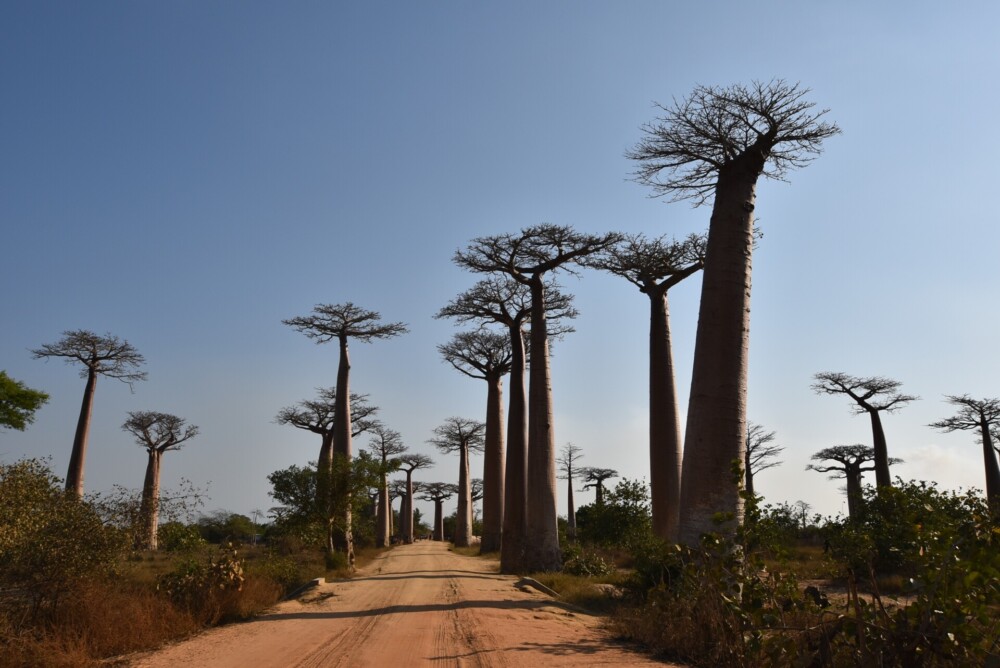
[[530, 571, 630, 613]]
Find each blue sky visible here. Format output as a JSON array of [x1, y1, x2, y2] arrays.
[[2, 1, 998, 524]]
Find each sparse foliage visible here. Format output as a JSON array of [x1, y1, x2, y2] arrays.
[[744, 422, 783, 498], [930, 395, 1000, 513]]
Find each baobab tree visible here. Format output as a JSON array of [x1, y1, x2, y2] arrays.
[[438, 276, 576, 571], [807, 445, 899, 521], [455, 224, 620, 571], [930, 395, 1000, 514], [388, 478, 408, 538], [589, 233, 705, 541], [418, 482, 457, 541], [122, 411, 199, 550], [32, 330, 147, 497], [397, 453, 433, 543], [745, 421, 784, 498], [438, 330, 512, 553], [364, 423, 406, 547], [275, 389, 379, 553], [580, 467, 619, 505], [283, 303, 407, 567], [0, 371, 48, 431], [629, 81, 839, 544], [557, 442, 583, 541], [812, 372, 916, 489], [429, 417, 485, 548]]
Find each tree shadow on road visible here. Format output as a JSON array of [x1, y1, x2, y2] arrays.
[[262, 599, 595, 621]]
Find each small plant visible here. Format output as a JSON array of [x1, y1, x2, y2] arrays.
[[561, 544, 615, 577]]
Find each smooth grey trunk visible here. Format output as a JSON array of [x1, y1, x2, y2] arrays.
[[66, 369, 97, 498], [845, 470, 863, 521], [455, 444, 472, 547], [869, 410, 892, 488], [979, 422, 1000, 513], [404, 472, 414, 543], [500, 325, 528, 572], [376, 473, 390, 547], [522, 278, 561, 572], [648, 289, 683, 542], [139, 449, 162, 550], [566, 475, 576, 541], [480, 375, 505, 552], [678, 158, 761, 546], [332, 334, 354, 566]]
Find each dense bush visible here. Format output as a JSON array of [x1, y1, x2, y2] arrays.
[[575, 477, 653, 553]]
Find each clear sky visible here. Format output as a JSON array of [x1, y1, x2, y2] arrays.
[[2, 1, 998, 525]]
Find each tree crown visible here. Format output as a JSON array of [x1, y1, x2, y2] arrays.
[[275, 389, 379, 437], [283, 303, 408, 344], [438, 330, 513, 381], [417, 482, 457, 502], [398, 453, 434, 472], [557, 442, 584, 480], [806, 444, 902, 478], [32, 330, 147, 386], [428, 417, 486, 454], [0, 371, 49, 431], [746, 421, 784, 472], [587, 233, 706, 294], [929, 395, 1000, 433], [812, 371, 918, 414], [122, 411, 199, 454]]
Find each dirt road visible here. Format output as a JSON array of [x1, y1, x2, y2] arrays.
[[129, 541, 673, 667]]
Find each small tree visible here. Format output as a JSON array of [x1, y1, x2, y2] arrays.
[[438, 330, 512, 553], [930, 395, 1000, 514], [812, 372, 916, 490], [364, 423, 406, 547], [397, 453, 433, 543], [579, 467, 619, 506], [629, 82, 839, 545], [0, 371, 49, 431], [283, 304, 407, 567], [807, 445, 900, 521], [744, 421, 784, 498], [557, 442, 583, 541], [418, 482, 457, 541], [122, 411, 199, 550], [32, 330, 147, 497], [429, 417, 485, 548]]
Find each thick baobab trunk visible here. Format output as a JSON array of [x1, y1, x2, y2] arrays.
[[480, 374, 505, 552], [377, 474, 390, 547], [139, 449, 162, 550], [649, 290, 683, 542], [332, 335, 354, 566], [845, 470, 863, 521], [455, 444, 472, 547], [66, 369, 97, 498], [678, 160, 760, 546], [868, 410, 892, 488], [404, 472, 414, 543], [979, 423, 1000, 514], [566, 474, 576, 541], [433, 500, 445, 540], [501, 325, 528, 572], [523, 278, 561, 572]]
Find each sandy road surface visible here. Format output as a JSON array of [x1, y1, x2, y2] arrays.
[[129, 541, 674, 667]]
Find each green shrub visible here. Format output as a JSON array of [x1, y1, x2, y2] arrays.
[[561, 544, 615, 577], [158, 521, 207, 552]]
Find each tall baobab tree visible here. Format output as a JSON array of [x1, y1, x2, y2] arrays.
[[122, 411, 199, 550], [283, 303, 407, 567], [807, 445, 899, 521], [455, 224, 620, 571], [930, 395, 1000, 514], [275, 389, 379, 553], [388, 478, 408, 538], [429, 417, 486, 548], [556, 442, 583, 541], [580, 467, 619, 506], [589, 233, 705, 541], [812, 372, 916, 490], [0, 371, 49, 431], [419, 482, 457, 541], [438, 330, 512, 553], [744, 421, 784, 498], [397, 453, 433, 543], [629, 81, 839, 544], [32, 330, 147, 497], [438, 276, 576, 571], [364, 423, 407, 547]]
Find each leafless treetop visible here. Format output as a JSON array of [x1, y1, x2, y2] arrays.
[[275, 389, 379, 437], [557, 442, 584, 480], [417, 482, 457, 502], [812, 372, 918, 414], [428, 417, 486, 454], [579, 467, 619, 489], [388, 479, 409, 499], [398, 453, 434, 472], [365, 423, 407, 462], [587, 233, 706, 294], [628, 80, 841, 205], [746, 421, 784, 473], [437, 276, 578, 337], [122, 411, 199, 454], [438, 330, 513, 381], [806, 444, 901, 479], [929, 395, 1000, 433], [283, 302, 408, 343], [471, 478, 484, 502], [32, 329, 147, 387], [454, 224, 623, 282]]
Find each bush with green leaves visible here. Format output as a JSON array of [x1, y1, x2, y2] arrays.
[[575, 477, 653, 553], [158, 521, 208, 552], [561, 543, 615, 577]]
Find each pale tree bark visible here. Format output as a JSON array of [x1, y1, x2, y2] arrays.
[[429, 417, 485, 548], [32, 330, 147, 498], [556, 442, 583, 541], [455, 443, 473, 547], [398, 454, 433, 543], [140, 449, 161, 549], [629, 81, 839, 545], [418, 483, 456, 541], [364, 424, 405, 547]]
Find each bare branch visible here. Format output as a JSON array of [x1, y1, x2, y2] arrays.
[[428, 417, 486, 455], [283, 302, 408, 344], [122, 411, 199, 453], [587, 232, 706, 294], [32, 329, 147, 387], [438, 330, 513, 381], [812, 371, 918, 414]]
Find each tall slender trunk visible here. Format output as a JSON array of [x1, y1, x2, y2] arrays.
[[404, 471, 414, 543], [332, 335, 354, 565], [649, 289, 683, 542], [523, 278, 561, 572], [868, 410, 892, 488], [979, 422, 1000, 515], [139, 449, 161, 550], [455, 443, 472, 547], [388, 497, 395, 538], [481, 374, 505, 552], [744, 451, 755, 498], [500, 324, 528, 572], [678, 161, 759, 545], [433, 500, 444, 540], [566, 473, 576, 541], [376, 472, 390, 547], [66, 369, 97, 498], [845, 469, 863, 521]]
